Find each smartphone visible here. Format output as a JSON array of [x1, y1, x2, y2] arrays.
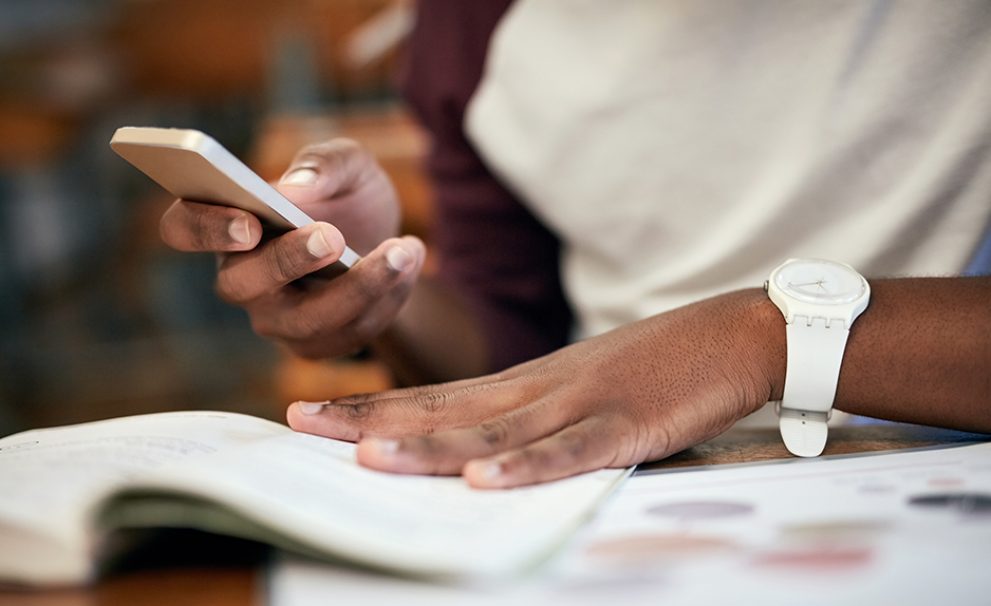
[[110, 126, 360, 279]]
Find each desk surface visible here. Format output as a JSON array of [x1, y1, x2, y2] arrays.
[[3, 423, 986, 606]]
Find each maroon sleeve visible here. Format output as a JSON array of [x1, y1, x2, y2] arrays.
[[400, 0, 573, 372]]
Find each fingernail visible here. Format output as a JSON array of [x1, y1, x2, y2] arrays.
[[470, 460, 503, 481], [367, 437, 400, 456], [229, 216, 251, 245], [306, 226, 335, 258], [386, 246, 413, 272], [281, 167, 319, 187], [483, 461, 503, 480], [296, 401, 329, 415]]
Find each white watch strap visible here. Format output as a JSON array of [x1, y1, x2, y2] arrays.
[[777, 317, 850, 457]]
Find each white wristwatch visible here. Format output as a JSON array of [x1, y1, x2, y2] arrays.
[[765, 258, 870, 458]]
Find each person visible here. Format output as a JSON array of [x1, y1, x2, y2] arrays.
[[159, 1, 991, 488]]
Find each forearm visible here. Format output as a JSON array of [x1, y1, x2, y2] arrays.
[[371, 277, 489, 386], [754, 276, 991, 432], [835, 276, 990, 431]]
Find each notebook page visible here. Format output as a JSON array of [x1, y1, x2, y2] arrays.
[[135, 431, 631, 578], [0, 411, 289, 541]]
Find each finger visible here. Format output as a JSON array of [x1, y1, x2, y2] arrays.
[[281, 260, 418, 358], [462, 417, 621, 489], [275, 139, 399, 254], [215, 222, 345, 304], [160, 199, 262, 252], [322, 342, 538, 409], [258, 235, 424, 339], [353, 397, 573, 476], [276, 138, 376, 208], [286, 373, 524, 441], [330, 371, 504, 407]]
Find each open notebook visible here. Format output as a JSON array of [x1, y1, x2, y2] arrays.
[[0, 411, 629, 586]]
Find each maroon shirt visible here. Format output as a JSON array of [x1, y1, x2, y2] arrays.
[[400, 0, 573, 372]]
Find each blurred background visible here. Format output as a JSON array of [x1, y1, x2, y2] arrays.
[[0, 0, 431, 436]]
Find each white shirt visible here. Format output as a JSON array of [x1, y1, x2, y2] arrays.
[[466, 0, 991, 339]]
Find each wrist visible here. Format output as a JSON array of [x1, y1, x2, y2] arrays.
[[731, 288, 787, 409]]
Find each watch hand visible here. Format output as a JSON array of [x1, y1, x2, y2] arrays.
[[788, 279, 829, 289]]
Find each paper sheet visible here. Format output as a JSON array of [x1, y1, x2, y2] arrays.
[[138, 431, 630, 577], [0, 411, 290, 584], [0, 410, 628, 582], [0, 411, 288, 536], [269, 441, 991, 606]]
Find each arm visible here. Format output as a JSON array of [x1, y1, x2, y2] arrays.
[[383, 0, 569, 384], [834, 276, 990, 431], [287, 276, 991, 488], [376, 163, 571, 384], [302, 0, 567, 385]]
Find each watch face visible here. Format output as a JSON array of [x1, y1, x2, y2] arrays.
[[773, 259, 867, 305]]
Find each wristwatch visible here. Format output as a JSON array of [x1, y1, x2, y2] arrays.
[[765, 258, 870, 457]]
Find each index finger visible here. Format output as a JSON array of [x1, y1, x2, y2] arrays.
[[286, 372, 523, 441], [160, 199, 262, 252]]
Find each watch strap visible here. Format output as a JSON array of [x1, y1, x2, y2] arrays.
[[778, 406, 830, 458], [777, 316, 851, 457]]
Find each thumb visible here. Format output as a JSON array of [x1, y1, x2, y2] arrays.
[[276, 138, 373, 207]]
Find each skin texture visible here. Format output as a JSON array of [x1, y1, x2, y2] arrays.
[[160, 140, 991, 489]]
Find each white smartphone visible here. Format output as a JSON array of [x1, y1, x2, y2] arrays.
[[110, 126, 360, 279]]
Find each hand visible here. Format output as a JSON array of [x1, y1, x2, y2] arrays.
[[287, 290, 786, 488], [159, 138, 426, 359]]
